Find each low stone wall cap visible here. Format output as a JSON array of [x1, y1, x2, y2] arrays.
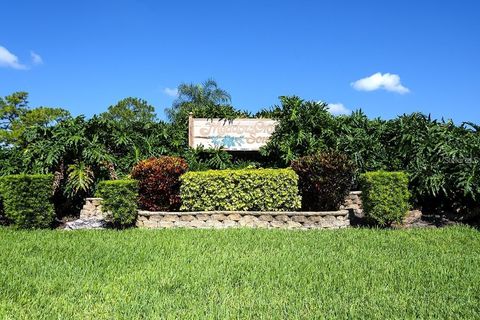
[[138, 210, 349, 217]]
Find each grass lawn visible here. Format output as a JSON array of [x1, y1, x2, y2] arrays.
[[0, 227, 479, 319]]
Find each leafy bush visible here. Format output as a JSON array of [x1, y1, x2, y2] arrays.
[[291, 152, 356, 211], [131, 156, 188, 211], [96, 179, 138, 227], [180, 168, 301, 211], [0, 174, 55, 228], [0, 191, 5, 225], [259, 99, 480, 216], [383, 114, 480, 215], [360, 171, 411, 226], [259, 96, 337, 166]]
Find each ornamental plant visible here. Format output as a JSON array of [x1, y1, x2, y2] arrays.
[[0, 191, 6, 225], [131, 156, 188, 211], [180, 168, 301, 211], [0, 174, 55, 229], [360, 171, 411, 226], [291, 151, 356, 211], [96, 179, 138, 227]]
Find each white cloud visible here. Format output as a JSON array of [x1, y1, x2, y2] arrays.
[[327, 103, 351, 115], [0, 46, 27, 70], [163, 87, 178, 97], [351, 72, 409, 94], [30, 51, 43, 65]]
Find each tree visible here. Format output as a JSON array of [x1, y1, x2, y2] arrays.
[[0, 92, 70, 145], [100, 97, 156, 124], [0, 92, 29, 130], [173, 78, 231, 110], [95, 97, 172, 174], [166, 79, 241, 124]]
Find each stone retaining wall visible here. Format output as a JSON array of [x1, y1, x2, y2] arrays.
[[79, 191, 363, 230], [80, 198, 105, 219], [136, 210, 350, 229], [340, 191, 363, 216]]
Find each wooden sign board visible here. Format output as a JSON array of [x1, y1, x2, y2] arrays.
[[188, 114, 277, 151]]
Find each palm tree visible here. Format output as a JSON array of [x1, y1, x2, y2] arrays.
[[176, 78, 231, 106], [166, 79, 233, 123]]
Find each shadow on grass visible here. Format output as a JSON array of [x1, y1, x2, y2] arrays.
[[350, 209, 480, 230]]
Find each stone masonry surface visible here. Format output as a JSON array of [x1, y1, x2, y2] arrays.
[[76, 192, 363, 230], [136, 210, 350, 229]]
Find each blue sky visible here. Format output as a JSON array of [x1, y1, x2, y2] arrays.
[[1, 0, 479, 122]]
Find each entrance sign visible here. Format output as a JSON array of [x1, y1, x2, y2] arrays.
[[188, 114, 277, 151]]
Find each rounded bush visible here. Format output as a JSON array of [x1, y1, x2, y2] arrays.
[[291, 151, 356, 211], [131, 156, 188, 211]]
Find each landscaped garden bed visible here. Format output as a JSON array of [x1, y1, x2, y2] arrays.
[[0, 227, 478, 318]]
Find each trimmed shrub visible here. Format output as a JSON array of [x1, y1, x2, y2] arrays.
[[291, 151, 356, 211], [0, 174, 55, 229], [0, 191, 6, 225], [360, 171, 411, 226], [131, 156, 189, 211], [180, 168, 301, 211], [96, 179, 138, 227]]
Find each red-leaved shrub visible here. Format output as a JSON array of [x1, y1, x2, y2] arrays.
[[131, 156, 189, 211], [291, 151, 356, 211]]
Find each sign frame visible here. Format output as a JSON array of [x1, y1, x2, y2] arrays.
[[188, 113, 277, 151]]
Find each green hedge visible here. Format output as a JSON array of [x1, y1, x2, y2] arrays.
[[360, 171, 411, 226], [0, 191, 5, 225], [96, 180, 138, 227], [0, 174, 55, 229], [180, 168, 301, 211]]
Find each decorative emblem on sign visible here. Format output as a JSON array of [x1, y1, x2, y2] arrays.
[[188, 114, 277, 151]]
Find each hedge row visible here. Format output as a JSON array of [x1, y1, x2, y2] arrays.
[[180, 168, 301, 211], [96, 179, 138, 227], [0, 174, 55, 229], [0, 191, 5, 225], [0, 158, 412, 229], [360, 171, 411, 226]]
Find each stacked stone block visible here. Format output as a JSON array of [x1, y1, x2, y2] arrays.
[[340, 191, 363, 216], [136, 210, 350, 229], [79, 198, 105, 219]]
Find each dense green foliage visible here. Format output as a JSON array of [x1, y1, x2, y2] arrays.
[[131, 157, 189, 211], [96, 180, 138, 227], [180, 168, 301, 211], [259, 96, 337, 165], [291, 151, 356, 211], [0, 227, 479, 318], [0, 92, 70, 145], [0, 81, 479, 219], [0, 174, 54, 228], [360, 171, 411, 226], [260, 97, 480, 216], [0, 191, 4, 225]]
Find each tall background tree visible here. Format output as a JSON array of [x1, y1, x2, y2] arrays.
[[0, 92, 70, 146]]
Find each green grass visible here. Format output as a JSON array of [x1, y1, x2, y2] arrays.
[[0, 227, 479, 319]]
